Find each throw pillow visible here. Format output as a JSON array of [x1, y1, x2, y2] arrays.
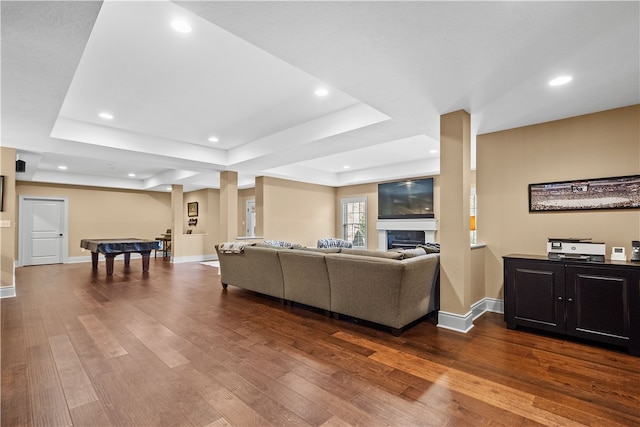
[[262, 239, 303, 249]]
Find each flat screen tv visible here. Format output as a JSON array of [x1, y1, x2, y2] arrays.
[[378, 178, 434, 219]]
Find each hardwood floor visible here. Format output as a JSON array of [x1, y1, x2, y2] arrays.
[[2, 258, 639, 426]]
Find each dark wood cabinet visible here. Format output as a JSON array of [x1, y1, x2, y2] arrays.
[[504, 254, 640, 356]]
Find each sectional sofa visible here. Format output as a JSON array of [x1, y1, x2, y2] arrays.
[[214, 243, 440, 335]]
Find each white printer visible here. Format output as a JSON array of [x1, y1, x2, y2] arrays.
[[547, 238, 606, 262]]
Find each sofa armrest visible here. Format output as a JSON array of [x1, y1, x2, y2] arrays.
[[396, 254, 440, 326], [216, 245, 285, 298], [326, 253, 439, 330], [326, 254, 405, 328]]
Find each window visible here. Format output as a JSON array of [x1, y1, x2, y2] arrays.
[[341, 197, 367, 248]]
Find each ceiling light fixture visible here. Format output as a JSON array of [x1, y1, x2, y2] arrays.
[[549, 75, 572, 86], [171, 20, 192, 33], [315, 88, 329, 97], [429, 149, 438, 154], [208, 136, 219, 143], [98, 112, 114, 120], [58, 165, 68, 170], [166, 186, 173, 191], [128, 173, 136, 177], [343, 165, 350, 169]]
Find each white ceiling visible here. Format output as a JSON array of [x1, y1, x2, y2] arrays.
[[2, 1, 639, 192]]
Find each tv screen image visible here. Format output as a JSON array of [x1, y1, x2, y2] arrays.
[[378, 178, 434, 219]]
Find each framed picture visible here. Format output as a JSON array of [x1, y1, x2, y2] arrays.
[[0, 175, 4, 212], [529, 174, 640, 212], [187, 201, 198, 217]]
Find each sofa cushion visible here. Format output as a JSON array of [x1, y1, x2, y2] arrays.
[[340, 248, 403, 260], [279, 249, 331, 310]]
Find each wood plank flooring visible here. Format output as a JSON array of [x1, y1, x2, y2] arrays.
[[2, 258, 639, 426]]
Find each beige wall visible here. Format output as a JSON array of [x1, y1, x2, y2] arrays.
[[178, 188, 220, 258], [477, 105, 640, 301], [184, 189, 208, 234], [206, 188, 220, 248], [261, 176, 336, 247], [470, 246, 486, 305], [16, 182, 171, 259], [1, 147, 17, 287]]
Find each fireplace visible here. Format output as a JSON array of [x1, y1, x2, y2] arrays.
[[387, 231, 425, 250], [376, 219, 438, 251]]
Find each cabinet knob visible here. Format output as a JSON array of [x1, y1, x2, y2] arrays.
[[568, 298, 574, 302], [558, 296, 563, 301]]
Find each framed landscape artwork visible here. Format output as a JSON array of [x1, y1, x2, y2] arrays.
[[529, 175, 640, 212], [187, 201, 198, 217]]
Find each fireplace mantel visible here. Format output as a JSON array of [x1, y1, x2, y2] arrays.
[[376, 218, 438, 251]]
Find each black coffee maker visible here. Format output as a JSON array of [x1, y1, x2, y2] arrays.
[[632, 241, 640, 262]]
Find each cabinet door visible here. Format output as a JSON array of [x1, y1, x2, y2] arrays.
[[565, 266, 634, 347], [505, 259, 565, 333]]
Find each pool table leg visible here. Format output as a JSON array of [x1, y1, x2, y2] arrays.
[[141, 251, 151, 272], [91, 252, 99, 270], [124, 253, 131, 267], [105, 254, 116, 275]]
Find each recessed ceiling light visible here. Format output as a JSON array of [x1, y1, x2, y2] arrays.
[[343, 165, 350, 169], [171, 20, 192, 33], [58, 165, 67, 170], [166, 186, 173, 191], [128, 173, 136, 177], [429, 149, 438, 154], [99, 112, 114, 120], [315, 88, 329, 97], [549, 75, 572, 86], [208, 136, 219, 143]]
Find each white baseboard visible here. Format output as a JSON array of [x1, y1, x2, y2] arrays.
[[437, 297, 504, 333], [30, 253, 218, 265], [0, 286, 16, 299], [171, 253, 217, 264], [437, 310, 475, 333], [65, 255, 92, 263]]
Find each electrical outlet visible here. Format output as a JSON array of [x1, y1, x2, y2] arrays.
[[0, 220, 11, 228]]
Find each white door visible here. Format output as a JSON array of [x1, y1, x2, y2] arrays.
[[246, 199, 256, 237], [22, 198, 65, 266]]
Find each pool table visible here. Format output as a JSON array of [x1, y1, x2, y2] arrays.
[[80, 238, 160, 275]]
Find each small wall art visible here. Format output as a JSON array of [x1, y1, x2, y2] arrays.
[[187, 201, 198, 217]]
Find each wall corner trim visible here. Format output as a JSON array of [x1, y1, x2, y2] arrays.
[[437, 297, 504, 333]]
